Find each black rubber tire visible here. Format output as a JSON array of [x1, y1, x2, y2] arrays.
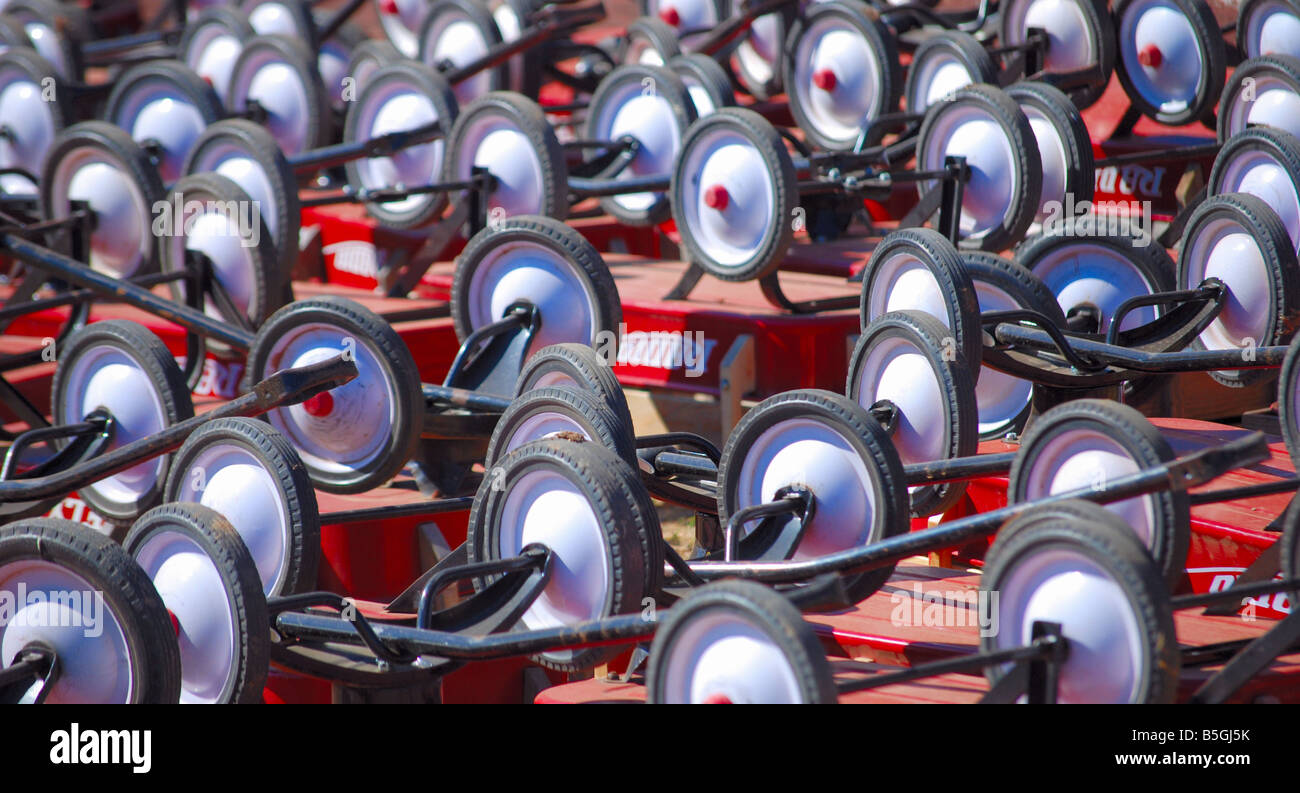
[[244, 296, 423, 494], [1277, 494, 1300, 600], [1007, 398, 1190, 588], [159, 172, 281, 334], [1006, 80, 1095, 218], [1276, 331, 1300, 468], [226, 34, 331, 155], [858, 228, 982, 375], [1239, 0, 1300, 59], [1208, 127, 1300, 245], [183, 118, 301, 280], [980, 499, 1179, 703], [1113, 0, 1226, 126], [485, 385, 637, 467], [515, 342, 633, 432], [669, 53, 735, 116], [241, 0, 320, 51], [1000, 0, 1115, 109], [4, 0, 88, 80], [915, 83, 1042, 252], [0, 518, 182, 703], [783, 0, 901, 150], [961, 250, 1065, 440], [178, 6, 258, 92], [343, 37, 405, 99], [343, 59, 460, 228], [0, 47, 72, 164], [1217, 55, 1300, 143], [1015, 215, 1177, 332], [103, 59, 224, 183], [1177, 193, 1298, 387], [104, 59, 224, 137], [847, 310, 979, 517], [646, 579, 837, 703], [39, 120, 166, 279], [443, 91, 568, 220], [904, 30, 997, 113], [468, 438, 660, 671], [451, 215, 622, 348], [122, 502, 269, 704], [418, 0, 507, 98], [51, 320, 194, 527], [163, 416, 320, 596], [584, 63, 696, 225], [962, 251, 1066, 328], [671, 106, 797, 281], [625, 16, 682, 65], [727, 4, 794, 100], [0, 16, 31, 50], [716, 388, 909, 602]]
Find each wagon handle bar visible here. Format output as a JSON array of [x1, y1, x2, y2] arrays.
[[679, 432, 1269, 584]]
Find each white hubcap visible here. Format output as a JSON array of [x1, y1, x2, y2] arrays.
[[0, 561, 132, 703], [171, 444, 290, 596], [131, 531, 238, 703]]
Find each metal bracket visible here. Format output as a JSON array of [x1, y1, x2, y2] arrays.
[[0, 644, 59, 704]]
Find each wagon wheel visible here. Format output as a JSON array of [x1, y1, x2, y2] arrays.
[[1113, 0, 1226, 127], [784, 0, 901, 151], [646, 579, 837, 704], [1208, 127, 1300, 256], [1237, 0, 1300, 61], [914, 84, 1042, 252], [0, 518, 182, 703], [670, 107, 797, 282], [857, 228, 982, 376], [50, 320, 194, 530], [342, 60, 460, 228], [163, 417, 320, 596], [715, 388, 909, 602], [178, 6, 257, 103], [225, 34, 331, 157], [583, 63, 696, 226], [1176, 193, 1299, 388], [847, 310, 979, 517], [443, 91, 568, 220], [1000, 0, 1115, 109], [1006, 399, 1190, 588], [1217, 55, 1300, 143], [468, 438, 661, 671], [484, 385, 636, 467], [123, 502, 270, 704], [451, 215, 622, 358], [980, 500, 1179, 703], [243, 296, 423, 494], [103, 60, 225, 184]]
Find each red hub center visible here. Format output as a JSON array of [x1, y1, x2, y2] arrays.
[[380, 0, 399, 15], [812, 68, 837, 91], [702, 693, 733, 704], [1137, 43, 1162, 68], [167, 610, 180, 638], [302, 391, 334, 418], [703, 184, 729, 210], [659, 6, 681, 26]]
